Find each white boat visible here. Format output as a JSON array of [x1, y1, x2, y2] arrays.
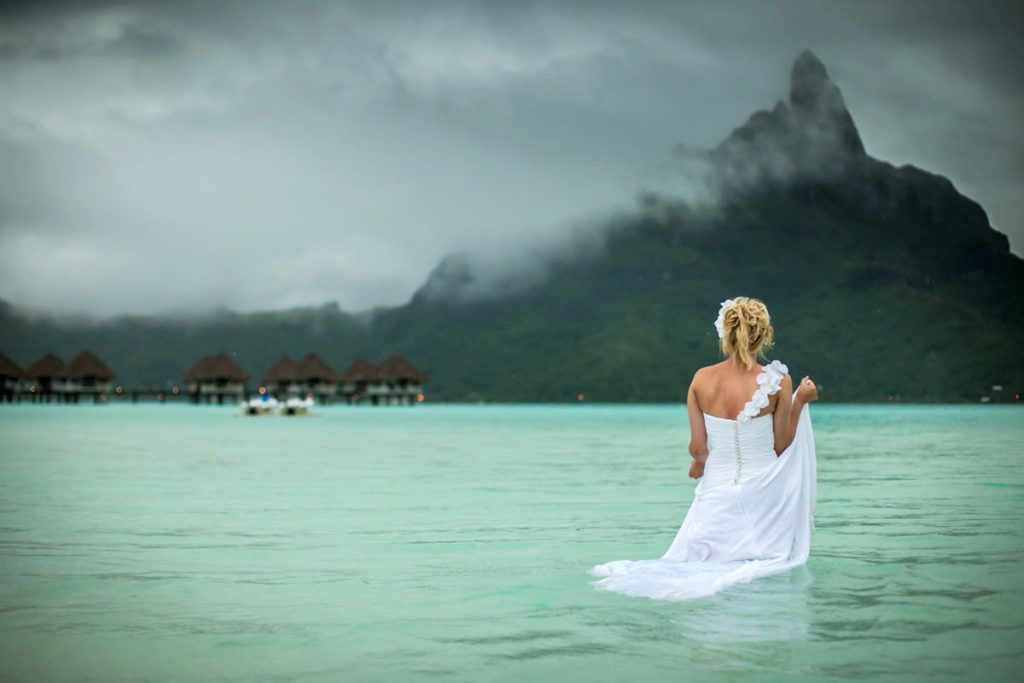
[[281, 396, 315, 416], [241, 394, 279, 416]]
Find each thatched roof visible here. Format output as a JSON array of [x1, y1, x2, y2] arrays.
[[296, 353, 338, 382], [184, 356, 213, 382], [378, 355, 428, 383], [67, 350, 116, 380], [262, 356, 299, 382], [0, 351, 22, 379], [339, 358, 380, 382], [23, 353, 68, 379], [184, 352, 248, 382], [209, 353, 248, 381]]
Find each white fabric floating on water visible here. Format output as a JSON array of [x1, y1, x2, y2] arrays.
[[589, 371, 817, 602]]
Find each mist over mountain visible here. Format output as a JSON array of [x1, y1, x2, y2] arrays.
[[2, 52, 1021, 402]]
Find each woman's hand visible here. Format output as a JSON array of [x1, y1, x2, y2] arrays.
[[796, 376, 819, 403], [689, 459, 705, 479]]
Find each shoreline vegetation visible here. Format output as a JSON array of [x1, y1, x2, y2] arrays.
[[1, 294, 1020, 405]]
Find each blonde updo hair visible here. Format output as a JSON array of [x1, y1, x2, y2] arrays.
[[719, 297, 774, 369]]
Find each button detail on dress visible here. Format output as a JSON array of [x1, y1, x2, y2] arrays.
[[733, 422, 742, 483]]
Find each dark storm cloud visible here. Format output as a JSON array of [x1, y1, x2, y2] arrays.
[[0, 0, 1021, 315]]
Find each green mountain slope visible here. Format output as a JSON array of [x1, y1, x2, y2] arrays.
[[2, 52, 1021, 402]]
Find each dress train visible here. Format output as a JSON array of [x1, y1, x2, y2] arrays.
[[589, 373, 817, 602]]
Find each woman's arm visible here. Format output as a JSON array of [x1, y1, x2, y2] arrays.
[[780, 376, 818, 454], [772, 374, 794, 456], [687, 375, 708, 479]]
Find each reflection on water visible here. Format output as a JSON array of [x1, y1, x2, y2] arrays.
[[676, 567, 813, 645]]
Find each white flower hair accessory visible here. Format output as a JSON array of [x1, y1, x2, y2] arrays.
[[714, 299, 734, 338]]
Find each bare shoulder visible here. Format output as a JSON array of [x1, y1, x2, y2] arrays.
[[688, 369, 702, 396], [690, 362, 720, 385], [690, 362, 727, 395], [696, 360, 730, 376]]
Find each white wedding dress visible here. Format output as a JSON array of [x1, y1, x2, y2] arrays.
[[589, 360, 817, 601]]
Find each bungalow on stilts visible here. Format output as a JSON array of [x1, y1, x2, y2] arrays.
[[0, 352, 21, 403], [377, 354, 428, 405], [339, 355, 427, 405], [262, 356, 300, 399], [185, 353, 248, 404], [65, 350, 117, 403], [339, 358, 382, 405], [295, 353, 339, 404], [22, 353, 70, 402]]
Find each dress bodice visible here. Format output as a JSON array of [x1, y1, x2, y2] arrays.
[[703, 413, 776, 485], [700, 359, 788, 486]]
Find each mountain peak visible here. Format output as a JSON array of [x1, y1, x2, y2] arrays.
[[789, 50, 830, 107], [789, 50, 864, 155], [710, 51, 867, 191]]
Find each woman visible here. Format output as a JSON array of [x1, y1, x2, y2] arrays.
[[589, 297, 819, 601]]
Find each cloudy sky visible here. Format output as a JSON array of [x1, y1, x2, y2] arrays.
[[1, 0, 1021, 316]]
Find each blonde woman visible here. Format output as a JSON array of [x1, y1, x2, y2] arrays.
[[589, 297, 819, 601]]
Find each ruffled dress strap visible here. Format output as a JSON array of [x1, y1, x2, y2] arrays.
[[737, 360, 788, 423]]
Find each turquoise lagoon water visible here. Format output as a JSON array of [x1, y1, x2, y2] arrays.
[[0, 403, 1021, 681]]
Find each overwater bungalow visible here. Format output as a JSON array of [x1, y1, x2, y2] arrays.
[[0, 352, 22, 403], [65, 350, 117, 402], [185, 353, 248, 404], [262, 356, 301, 399], [339, 355, 427, 405], [22, 353, 70, 402], [295, 353, 339, 404], [378, 354, 428, 405], [339, 358, 383, 404]]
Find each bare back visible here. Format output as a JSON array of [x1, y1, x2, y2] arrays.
[[694, 360, 781, 420], [687, 358, 794, 461]]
